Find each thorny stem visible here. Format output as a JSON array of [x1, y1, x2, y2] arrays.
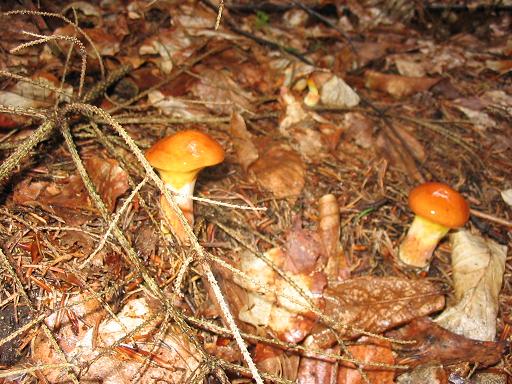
[[0, 119, 56, 187], [5, 9, 105, 80], [185, 314, 409, 370], [60, 117, 209, 354], [12, 32, 87, 99], [79, 177, 148, 269]]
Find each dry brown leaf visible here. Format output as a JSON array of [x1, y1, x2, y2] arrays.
[[390, 317, 506, 368], [481, 90, 512, 116], [60, 230, 95, 253], [13, 176, 90, 210], [453, 104, 495, 131], [396, 364, 448, 384], [174, 2, 217, 30], [279, 86, 309, 131], [205, 338, 243, 363], [319, 74, 360, 108], [376, 129, 424, 182], [233, 246, 326, 343], [435, 230, 507, 341], [249, 140, 305, 201], [485, 60, 512, 75], [342, 112, 375, 149], [229, 112, 259, 171], [337, 41, 394, 71], [82, 27, 120, 56], [235, 61, 273, 94], [393, 56, 427, 77], [33, 294, 106, 360], [316, 276, 445, 342], [0, 73, 71, 113], [284, 120, 327, 159], [283, 218, 326, 274], [0, 112, 31, 128], [139, 27, 198, 74], [279, 87, 326, 158], [365, 70, 441, 98], [296, 339, 340, 384], [393, 123, 426, 163], [337, 339, 395, 384], [147, 90, 208, 118], [253, 343, 300, 381], [84, 156, 129, 212], [34, 297, 200, 383], [13, 156, 128, 214], [501, 189, 512, 206], [191, 67, 255, 114]]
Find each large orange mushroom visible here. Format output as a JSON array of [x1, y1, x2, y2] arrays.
[[146, 130, 224, 242], [399, 182, 469, 269]]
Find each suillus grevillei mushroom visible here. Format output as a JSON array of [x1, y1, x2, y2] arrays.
[[399, 182, 470, 269], [146, 130, 225, 242]]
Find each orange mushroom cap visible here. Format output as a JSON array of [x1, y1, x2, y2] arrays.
[[408, 182, 469, 228], [146, 130, 224, 188]]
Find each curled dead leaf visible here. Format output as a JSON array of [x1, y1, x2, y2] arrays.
[[485, 60, 512, 75], [148, 89, 208, 118], [139, 27, 196, 74], [342, 112, 375, 149], [501, 189, 512, 206], [376, 129, 424, 182], [229, 112, 259, 171], [84, 156, 129, 212], [284, 218, 326, 274], [390, 317, 506, 368], [365, 70, 441, 98], [279, 86, 309, 132], [254, 343, 299, 381], [318, 194, 349, 281], [435, 230, 507, 341], [249, 141, 305, 201], [82, 27, 120, 56]]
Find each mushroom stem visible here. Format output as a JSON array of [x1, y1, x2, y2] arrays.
[[304, 78, 320, 107], [160, 181, 196, 242], [399, 215, 449, 268]]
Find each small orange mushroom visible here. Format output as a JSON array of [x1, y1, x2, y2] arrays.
[[399, 182, 469, 269], [146, 130, 224, 242], [304, 78, 320, 107]]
